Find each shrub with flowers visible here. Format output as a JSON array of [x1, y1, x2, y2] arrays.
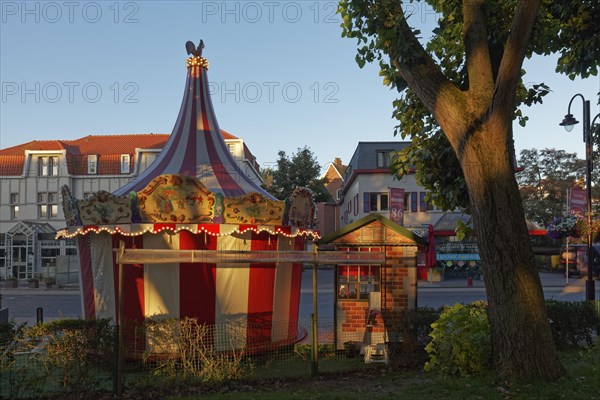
[[546, 215, 580, 240]]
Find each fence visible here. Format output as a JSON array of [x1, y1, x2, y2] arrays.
[[1, 314, 432, 399]]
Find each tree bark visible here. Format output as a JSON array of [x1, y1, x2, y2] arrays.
[[458, 120, 565, 380], [397, 0, 565, 380]]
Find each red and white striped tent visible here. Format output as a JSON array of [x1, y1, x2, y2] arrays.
[[58, 41, 319, 352]]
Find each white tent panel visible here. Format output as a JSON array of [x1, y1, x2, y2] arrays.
[[143, 233, 181, 319]]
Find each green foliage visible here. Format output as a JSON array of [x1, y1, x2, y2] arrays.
[[424, 301, 491, 377], [423, 300, 600, 377], [1, 319, 114, 398], [261, 146, 331, 203], [454, 220, 473, 241], [517, 148, 585, 227], [546, 300, 600, 349], [25, 318, 114, 391]]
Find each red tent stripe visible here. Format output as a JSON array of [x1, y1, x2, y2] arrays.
[[78, 236, 96, 319], [198, 70, 245, 197], [179, 230, 217, 323], [112, 236, 146, 326], [246, 231, 277, 346]]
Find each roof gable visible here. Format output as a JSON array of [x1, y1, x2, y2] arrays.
[[318, 213, 426, 246]]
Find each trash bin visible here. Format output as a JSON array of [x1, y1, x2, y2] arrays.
[[550, 255, 560, 269], [344, 341, 359, 358]]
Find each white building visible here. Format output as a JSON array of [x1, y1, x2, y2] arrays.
[[337, 141, 444, 233], [0, 131, 262, 280]]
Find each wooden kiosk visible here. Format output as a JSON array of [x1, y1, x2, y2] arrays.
[[317, 213, 426, 360]]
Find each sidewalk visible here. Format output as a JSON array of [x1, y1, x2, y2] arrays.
[[0, 282, 80, 296], [418, 271, 593, 289]]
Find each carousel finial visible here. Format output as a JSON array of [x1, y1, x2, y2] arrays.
[[185, 40, 209, 69]]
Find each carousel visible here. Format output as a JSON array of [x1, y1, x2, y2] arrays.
[[56, 41, 330, 353]]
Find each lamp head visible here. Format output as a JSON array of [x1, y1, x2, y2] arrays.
[[559, 114, 579, 132]]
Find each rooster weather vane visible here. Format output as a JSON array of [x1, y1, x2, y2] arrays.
[[186, 40, 205, 57]]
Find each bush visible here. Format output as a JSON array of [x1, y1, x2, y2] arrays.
[[142, 317, 251, 383], [424, 301, 491, 376], [25, 318, 114, 392], [388, 307, 440, 369], [546, 300, 600, 349]]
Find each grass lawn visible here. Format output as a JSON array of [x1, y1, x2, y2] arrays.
[[168, 347, 600, 400]]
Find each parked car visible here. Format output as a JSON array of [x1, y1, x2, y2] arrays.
[[559, 244, 600, 277]]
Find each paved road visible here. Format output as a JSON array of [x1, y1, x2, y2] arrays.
[[2, 270, 598, 326]]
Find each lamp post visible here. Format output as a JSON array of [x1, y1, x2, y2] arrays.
[[559, 94, 599, 301]]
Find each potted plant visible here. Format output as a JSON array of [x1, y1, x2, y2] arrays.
[[5, 277, 18, 288], [27, 277, 39, 288]]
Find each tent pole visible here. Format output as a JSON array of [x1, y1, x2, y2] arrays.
[[117, 241, 125, 396], [311, 245, 319, 376]]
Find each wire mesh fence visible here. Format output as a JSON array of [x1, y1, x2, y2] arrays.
[[0, 315, 414, 399]]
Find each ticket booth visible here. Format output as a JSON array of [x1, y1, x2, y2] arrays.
[[317, 213, 426, 358]]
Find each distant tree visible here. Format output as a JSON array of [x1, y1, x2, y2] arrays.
[[517, 148, 583, 227], [262, 146, 331, 202]]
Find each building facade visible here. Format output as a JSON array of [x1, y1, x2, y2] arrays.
[[0, 131, 262, 280], [337, 142, 444, 234], [316, 157, 347, 237]]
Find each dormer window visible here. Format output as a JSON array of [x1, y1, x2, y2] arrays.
[[87, 155, 98, 174], [376, 151, 392, 168], [38, 156, 59, 176], [120, 154, 131, 174]]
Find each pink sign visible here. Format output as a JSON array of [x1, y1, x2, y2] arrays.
[[569, 187, 586, 216], [390, 188, 405, 225]]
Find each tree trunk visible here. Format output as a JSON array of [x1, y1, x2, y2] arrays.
[[460, 122, 565, 380]]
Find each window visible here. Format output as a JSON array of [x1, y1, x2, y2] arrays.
[[419, 192, 436, 212], [87, 155, 98, 174], [38, 156, 58, 176], [120, 154, 131, 174], [38, 192, 58, 219], [376, 151, 392, 168], [337, 247, 382, 300], [411, 192, 418, 212], [227, 143, 235, 155], [41, 248, 60, 269], [404, 192, 410, 212], [50, 156, 58, 175], [364, 192, 389, 212], [336, 188, 342, 201], [10, 193, 19, 220]]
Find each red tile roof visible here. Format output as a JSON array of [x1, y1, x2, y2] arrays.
[[0, 131, 246, 176]]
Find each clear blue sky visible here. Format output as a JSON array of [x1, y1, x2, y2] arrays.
[[1, 1, 598, 172]]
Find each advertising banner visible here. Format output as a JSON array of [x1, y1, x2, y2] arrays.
[[569, 187, 586, 216], [390, 188, 405, 225]]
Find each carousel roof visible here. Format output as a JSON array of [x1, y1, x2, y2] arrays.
[[114, 41, 272, 199]]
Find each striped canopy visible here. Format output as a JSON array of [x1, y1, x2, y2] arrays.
[[114, 52, 271, 198]]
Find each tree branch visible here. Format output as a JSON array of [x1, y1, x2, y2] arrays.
[[463, 0, 494, 107], [494, 0, 541, 117], [388, 10, 467, 142]]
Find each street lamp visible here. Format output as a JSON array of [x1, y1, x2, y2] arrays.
[[559, 94, 599, 301]]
